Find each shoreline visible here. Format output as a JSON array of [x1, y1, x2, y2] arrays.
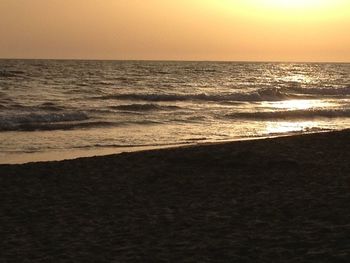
[[1, 129, 350, 261], [0, 143, 190, 165], [0, 130, 334, 165]]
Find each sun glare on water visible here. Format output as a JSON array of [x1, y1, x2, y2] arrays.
[[262, 99, 334, 135], [274, 100, 321, 110], [264, 99, 331, 111], [265, 121, 320, 135]]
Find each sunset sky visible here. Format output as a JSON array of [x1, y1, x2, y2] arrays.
[[0, 0, 349, 62]]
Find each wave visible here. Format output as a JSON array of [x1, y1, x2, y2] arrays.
[[0, 70, 25, 78], [0, 110, 163, 131], [226, 109, 350, 120], [0, 121, 119, 132], [95, 85, 350, 104], [97, 88, 298, 103], [38, 102, 64, 111], [0, 112, 89, 131], [110, 103, 181, 112], [0, 102, 64, 112]]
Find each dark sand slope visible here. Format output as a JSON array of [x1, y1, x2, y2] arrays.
[[1, 130, 350, 262]]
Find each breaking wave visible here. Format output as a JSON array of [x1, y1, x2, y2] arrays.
[[97, 88, 298, 102], [95, 85, 350, 103]]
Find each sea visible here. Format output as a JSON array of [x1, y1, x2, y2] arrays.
[[1, 60, 349, 163]]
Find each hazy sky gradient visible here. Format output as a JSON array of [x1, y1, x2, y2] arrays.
[[0, 0, 349, 62]]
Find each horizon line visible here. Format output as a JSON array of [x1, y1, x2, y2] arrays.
[[0, 57, 349, 64]]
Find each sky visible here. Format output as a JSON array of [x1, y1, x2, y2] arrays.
[[0, 0, 349, 62]]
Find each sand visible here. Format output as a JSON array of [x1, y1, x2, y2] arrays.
[[0, 144, 190, 165], [1, 130, 350, 262]]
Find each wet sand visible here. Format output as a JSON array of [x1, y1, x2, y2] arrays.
[[1, 130, 350, 262], [0, 143, 190, 165]]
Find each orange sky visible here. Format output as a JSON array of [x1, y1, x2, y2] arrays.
[[0, 0, 349, 62]]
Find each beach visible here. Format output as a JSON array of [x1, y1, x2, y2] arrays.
[[1, 130, 350, 262], [2, 60, 350, 160]]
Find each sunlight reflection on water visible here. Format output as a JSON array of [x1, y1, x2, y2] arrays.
[[279, 74, 313, 83], [265, 121, 321, 134], [266, 99, 333, 110], [262, 99, 335, 134]]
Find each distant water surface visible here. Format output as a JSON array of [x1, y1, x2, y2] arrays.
[[1, 60, 349, 163]]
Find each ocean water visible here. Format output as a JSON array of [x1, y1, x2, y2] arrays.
[[1, 60, 350, 163]]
